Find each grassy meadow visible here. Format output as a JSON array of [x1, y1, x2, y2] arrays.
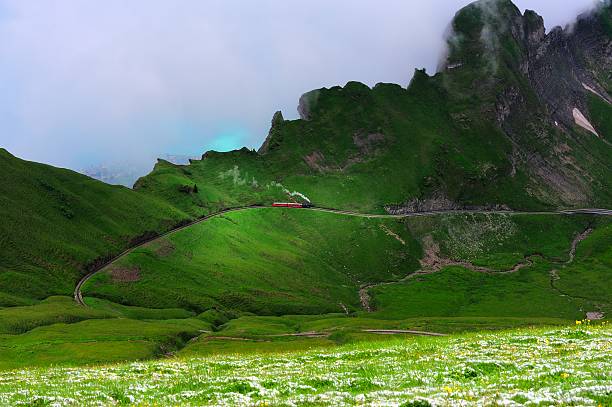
[[1, 324, 610, 406], [0, 3, 610, 404]]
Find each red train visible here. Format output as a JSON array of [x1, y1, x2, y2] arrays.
[[272, 202, 312, 208]]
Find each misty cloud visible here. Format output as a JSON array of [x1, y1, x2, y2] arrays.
[[0, 0, 598, 174]]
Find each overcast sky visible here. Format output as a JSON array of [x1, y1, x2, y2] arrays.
[[0, 0, 599, 174]]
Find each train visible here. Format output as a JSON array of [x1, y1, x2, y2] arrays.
[[272, 202, 313, 208]]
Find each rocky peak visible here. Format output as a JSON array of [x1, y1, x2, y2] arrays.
[[258, 111, 285, 155], [523, 10, 545, 49], [443, 0, 611, 130], [525, 3, 612, 130], [436, 0, 611, 206], [271, 110, 284, 126]]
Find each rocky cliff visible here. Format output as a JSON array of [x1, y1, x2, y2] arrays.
[[438, 0, 611, 207]]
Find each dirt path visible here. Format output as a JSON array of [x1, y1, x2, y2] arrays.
[[200, 336, 270, 342], [268, 332, 329, 338], [360, 270, 435, 312], [567, 228, 592, 264], [199, 329, 446, 342], [360, 227, 597, 313], [548, 228, 608, 320]]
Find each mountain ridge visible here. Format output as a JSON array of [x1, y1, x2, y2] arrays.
[[134, 0, 611, 215]]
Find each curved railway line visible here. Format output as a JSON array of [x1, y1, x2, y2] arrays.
[[74, 206, 612, 306]]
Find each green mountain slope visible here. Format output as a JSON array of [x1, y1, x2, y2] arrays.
[[82, 209, 608, 321], [83, 209, 421, 314], [0, 149, 189, 306], [1, 0, 611, 311], [1, 0, 610, 306]]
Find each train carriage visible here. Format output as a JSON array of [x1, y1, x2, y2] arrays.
[[272, 202, 312, 208]]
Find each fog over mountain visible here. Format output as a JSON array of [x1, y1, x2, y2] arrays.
[[0, 0, 598, 179]]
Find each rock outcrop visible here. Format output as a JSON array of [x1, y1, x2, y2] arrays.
[[297, 90, 320, 121], [439, 0, 611, 207], [258, 111, 285, 155], [523, 4, 612, 131]]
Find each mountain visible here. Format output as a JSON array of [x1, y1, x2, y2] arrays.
[[0, 0, 611, 375], [81, 162, 144, 187], [135, 0, 611, 216], [0, 149, 189, 306], [2, 0, 610, 305], [81, 155, 200, 187], [440, 0, 612, 206]]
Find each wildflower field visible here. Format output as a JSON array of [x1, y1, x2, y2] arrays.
[[1, 325, 610, 406]]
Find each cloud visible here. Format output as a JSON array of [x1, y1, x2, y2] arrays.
[[0, 0, 599, 173]]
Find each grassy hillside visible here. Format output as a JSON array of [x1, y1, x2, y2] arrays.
[[2, 0, 610, 307], [372, 215, 611, 320], [0, 315, 210, 371], [136, 72, 611, 216], [1, 325, 610, 406], [83, 208, 422, 314], [83, 210, 607, 321], [0, 149, 189, 306]]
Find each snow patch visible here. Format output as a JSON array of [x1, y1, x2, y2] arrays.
[[582, 83, 609, 103], [572, 108, 599, 137]]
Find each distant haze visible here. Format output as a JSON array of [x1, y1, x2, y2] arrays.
[[0, 0, 598, 177]]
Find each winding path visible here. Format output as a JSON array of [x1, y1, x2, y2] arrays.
[[360, 227, 601, 313], [74, 206, 611, 306]]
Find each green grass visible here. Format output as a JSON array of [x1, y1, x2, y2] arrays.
[[84, 210, 603, 321], [0, 149, 189, 306], [0, 324, 609, 405], [0, 317, 211, 370], [0, 296, 111, 335], [371, 215, 609, 320], [370, 264, 583, 319], [83, 298, 196, 320], [191, 312, 570, 338], [3, 208, 609, 372], [555, 220, 612, 316], [83, 208, 421, 314], [406, 213, 594, 269], [588, 93, 612, 145], [178, 336, 337, 358]]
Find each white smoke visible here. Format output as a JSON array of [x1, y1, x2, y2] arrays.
[[284, 189, 311, 203], [266, 181, 311, 203]]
